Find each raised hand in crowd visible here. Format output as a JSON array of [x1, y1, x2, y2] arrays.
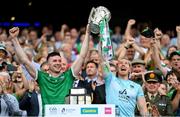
[[9, 27, 19, 39], [176, 26, 180, 49], [124, 19, 136, 41], [60, 24, 69, 40], [116, 19, 144, 60], [9, 27, 36, 78], [154, 28, 163, 40], [167, 73, 179, 88], [153, 28, 163, 55]]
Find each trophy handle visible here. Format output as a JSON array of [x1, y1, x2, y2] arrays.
[[88, 7, 96, 24]]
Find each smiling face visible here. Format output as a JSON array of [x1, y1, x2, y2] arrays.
[[48, 55, 62, 74], [132, 64, 146, 73], [140, 35, 151, 48], [145, 81, 160, 94], [117, 59, 131, 78]]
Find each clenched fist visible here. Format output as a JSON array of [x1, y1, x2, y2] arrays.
[[128, 19, 136, 26], [9, 27, 19, 38], [176, 26, 180, 33], [154, 28, 162, 40]]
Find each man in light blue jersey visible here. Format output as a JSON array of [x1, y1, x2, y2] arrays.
[[101, 58, 147, 117]]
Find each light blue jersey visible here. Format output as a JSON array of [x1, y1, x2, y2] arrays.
[[105, 72, 144, 117]]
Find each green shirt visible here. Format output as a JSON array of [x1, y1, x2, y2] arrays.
[[37, 68, 75, 114]]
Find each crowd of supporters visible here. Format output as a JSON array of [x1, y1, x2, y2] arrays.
[[0, 18, 180, 116]]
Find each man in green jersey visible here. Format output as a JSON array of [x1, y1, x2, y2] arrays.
[[9, 24, 90, 114]]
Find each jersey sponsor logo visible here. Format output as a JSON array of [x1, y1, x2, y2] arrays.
[[119, 89, 130, 102], [130, 85, 134, 88], [104, 107, 112, 114], [119, 89, 127, 95], [48, 106, 58, 114], [60, 107, 76, 115]]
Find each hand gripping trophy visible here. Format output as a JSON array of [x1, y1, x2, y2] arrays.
[[88, 6, 114, 60]]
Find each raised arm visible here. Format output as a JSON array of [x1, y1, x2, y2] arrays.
[[98, 41, 111, 78], [124, 19, 145, 56], [176, 26, 180, 49], [60, 24, 69, 41], [9, 27, 36, 79], [124, 19, 136, 39], [151, 39, 164, 70], [117, 43, 128, 60], [151, 29, 167, 76], [71, 24, 90, 76], [116, 19, 136, 56]]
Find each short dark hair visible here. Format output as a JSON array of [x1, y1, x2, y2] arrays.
[[47, 52, 61, 61], [86, 60, 98, 69], [169, 50, 180, 60], [166, 45, 178, 58]]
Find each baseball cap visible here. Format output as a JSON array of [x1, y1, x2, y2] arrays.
[[140, 27, 154, 38], [145, 70, 163, 83], [131, 59, 145, 66]]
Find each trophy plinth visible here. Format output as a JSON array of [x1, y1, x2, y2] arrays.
[[66, 88, 92, 104]]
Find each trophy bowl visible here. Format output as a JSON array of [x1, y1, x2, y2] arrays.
[[88, 6, 111, 34]]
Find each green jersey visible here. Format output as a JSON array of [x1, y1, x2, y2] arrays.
[[37, 68, 75, 114]]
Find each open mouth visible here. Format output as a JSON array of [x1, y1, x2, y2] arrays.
[[17, 76, 21, 79], [120, 66, 127, 71], [121, 68, 126, 71], [134, 70, 141, 73]]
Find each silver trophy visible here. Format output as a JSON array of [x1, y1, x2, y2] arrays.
[[88, 6, 111, 34]]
